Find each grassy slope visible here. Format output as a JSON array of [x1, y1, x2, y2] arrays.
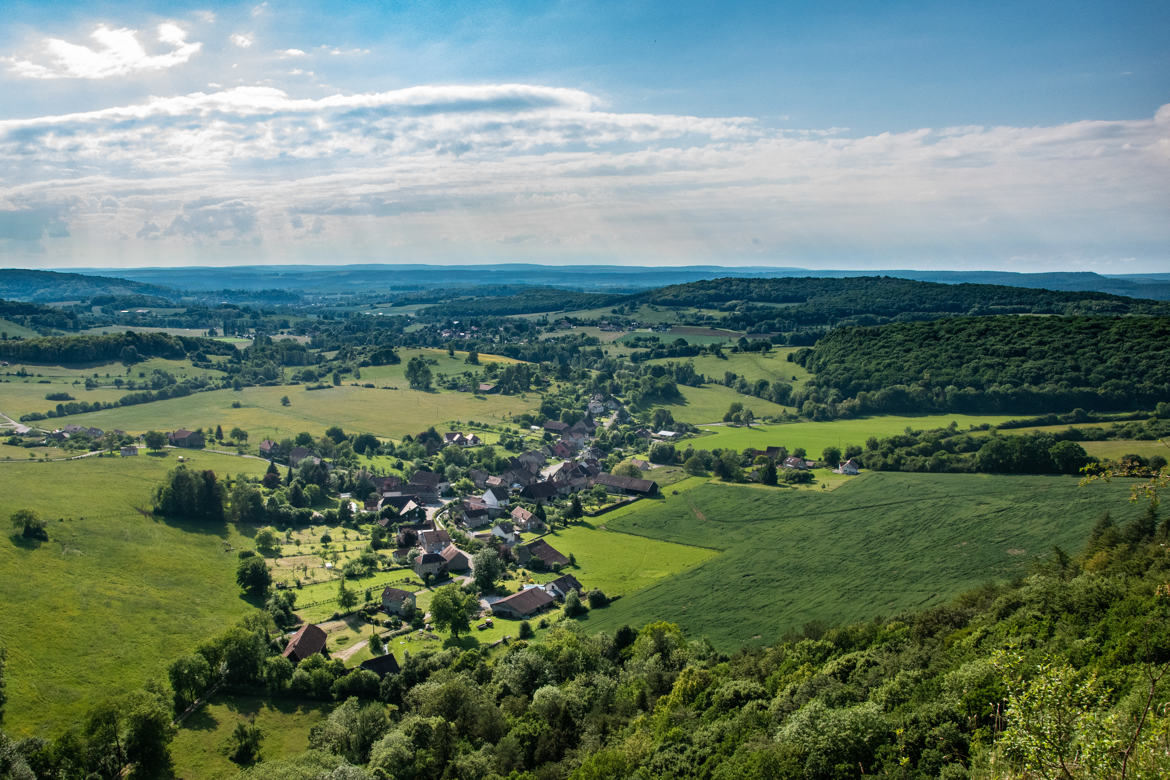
[[1080, 439, 1170, 460], [585, 472, 1140, 650], [0, 318, 41, 339], [170, 695, 333, 778], [647, 348, 811, 388], [658, 384, 792, 425], [691, 414, 1018, 455], [0, 452, 269, 737], [48, 383, 536, 442]]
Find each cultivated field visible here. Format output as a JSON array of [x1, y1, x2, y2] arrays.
[[586, 472, 1141, 649], [691, 414, 1020, 455], [0, 452, 270, 737]]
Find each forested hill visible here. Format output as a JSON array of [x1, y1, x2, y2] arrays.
[[0, 269, 175, 303], [0, 331, 236, 364], [637, 276, 1170, 331], [791, 315, 1170, 416]]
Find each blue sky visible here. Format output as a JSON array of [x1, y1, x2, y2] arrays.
[[0, 0, 1167, 271]]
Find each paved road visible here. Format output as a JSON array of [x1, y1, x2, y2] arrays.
[[0, 408, 30, 434]]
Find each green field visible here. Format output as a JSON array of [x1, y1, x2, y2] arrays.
[[0, 318, 41, 339], [656, 383, 792, 425], [647, 348, 811, 387], [0, 452, 270, 737], [355, 347, 520, 386], [47, 383, 537, 442], [170, 695, 334, 777], [534, 522, 718, 599], [586, 472, 1141, 650], [1080, 438, 1170, 461], [691, 414, 1019, 455]]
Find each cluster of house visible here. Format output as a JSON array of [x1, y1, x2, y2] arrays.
[[258, 439, 327, 468], [45, 424, 107, 442], [281, 621, 402, 678], [742, 445, 861, 475]]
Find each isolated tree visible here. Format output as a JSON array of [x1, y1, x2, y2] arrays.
[[761, 458, 778, 486], [227, 720, 263, 766], [143, 430, 167, 450], [369, 628, 385, 656], [280, 395, 290, 407], [429, 584, 477, 638], [465, 349, 479, 365], [236, 556, 272, 599], [10, 509, 47, 540], [337, 578, 358, 611], [405, 357, 433, 391], [215, 425, 224, 441], [230, 427, 248, 442], [472, 549, 504, 593]]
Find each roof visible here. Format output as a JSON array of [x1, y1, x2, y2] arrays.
[[360, 653, 401, 677], [547, 573, 583, 595], [595, 472, 657, 494], [543, 420, 569, 432], [485, 485, 509, 500], [492, 586, 554, 617], [409, 470, 443, 487], [511, 506, 536, 523], [440, 544, 470, 564], [417, 552, 445, 564], [521, 482, 559, 500], [523, 538, 570, 567], [381, 586, 413, 603], [419, 529, 452, 547], [282, 623, 327, 660]]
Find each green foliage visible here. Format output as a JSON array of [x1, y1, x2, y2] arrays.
[[471, 548, 503, 593], [9, 509, 46, 540], [227, 720, 263, 766], [428, 585, 477, 638], [154, 466, 227, 522], [405, 356, 432, 391], [236, 556, 272, 599]]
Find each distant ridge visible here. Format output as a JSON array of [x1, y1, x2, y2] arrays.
[[0, 268, 176, 302], [54, 264, 1170, 299]]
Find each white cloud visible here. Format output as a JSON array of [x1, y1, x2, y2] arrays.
[[230, 33, 254, 49], [0, 82, 1166, 267], [279, 48, 306, 57], [5, 23, 201, 79]]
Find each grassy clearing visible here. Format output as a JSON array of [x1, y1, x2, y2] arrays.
[[587, 472, 1141, 650], [0, 452, 270, 737], [647, 348, 811, 387], [1080, 439, 1170, 461], [535, 522, 718, 599], [51, 383, 537, 442], [691, 414, 1018, 455], [355, 347, 521, 386], [656, 383, 792, 425], [170, 695, 333, 778], [0, 442, 73, 461], [0, 318, 40, 338]]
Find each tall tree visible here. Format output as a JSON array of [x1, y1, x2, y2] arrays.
[[429, 585, 477, 638]]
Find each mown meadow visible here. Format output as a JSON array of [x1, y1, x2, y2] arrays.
[[586, 471, 1142, 649]]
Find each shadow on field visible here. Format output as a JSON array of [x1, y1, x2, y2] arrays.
[[156, 514, 231, 539], [8, 532, 44, 550], [182, 706, 218, 732]]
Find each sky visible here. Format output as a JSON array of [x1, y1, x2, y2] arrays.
[[0, 0, 1167, 272]]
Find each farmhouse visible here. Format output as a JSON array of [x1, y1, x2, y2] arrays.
[[520, 481, 560, 503], [544, 573, 584, 599], [413, 552, 447, 579], [282, 623, 328, 663], [481, 485, 510, 509], [418, 528, 453, 554], [120, 446, 138, 457], [837, 458, 861, 475], [477, 383, 497, 394], [490, 521, 517, 545], [259, 439, 278, 458], [440, 544, 471, 573], [542, 420, 570, 434], [490, 586, 555, 619], [594, 472, 658, 496], [783, 456, 810, 470], [511, 506, 544, 532], [359, 653, 401, 678], [168, 428, 204, 448], [381, 587, 416, 616], [517, 538, 570, 568]]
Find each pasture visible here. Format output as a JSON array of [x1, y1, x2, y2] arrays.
[[1079, 438, 1170, 461], [355, 347, 521, 386], [46, 382, 537, 443], [586, 472, 1142, 650], [646, 347, 811, 387], [656, 383, 792, 425], [691, 414, 1019, 455], [170, 695, 334, 778], [0, 452, 270, 737]]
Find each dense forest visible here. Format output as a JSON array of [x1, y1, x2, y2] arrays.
[[791, 316, 1170, 417], [0, 332, 236, 365], [637, 277, 1170, 333]]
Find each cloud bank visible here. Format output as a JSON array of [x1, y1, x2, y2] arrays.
[[5, 23, 201, 79], [0, 81, 1167, 268]]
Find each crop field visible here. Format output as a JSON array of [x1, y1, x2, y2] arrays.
[[646, 348, 811, 387], [0, 451, 270, 737], [656, 383, 792, 425], [691, 414, 1019, 455], [49, 382, 537, 442], [586, 472, 1142, 649], [170, 695, 334, 778]]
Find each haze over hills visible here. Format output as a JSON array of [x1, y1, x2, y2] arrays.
[[52, 264, 1170, 299]]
